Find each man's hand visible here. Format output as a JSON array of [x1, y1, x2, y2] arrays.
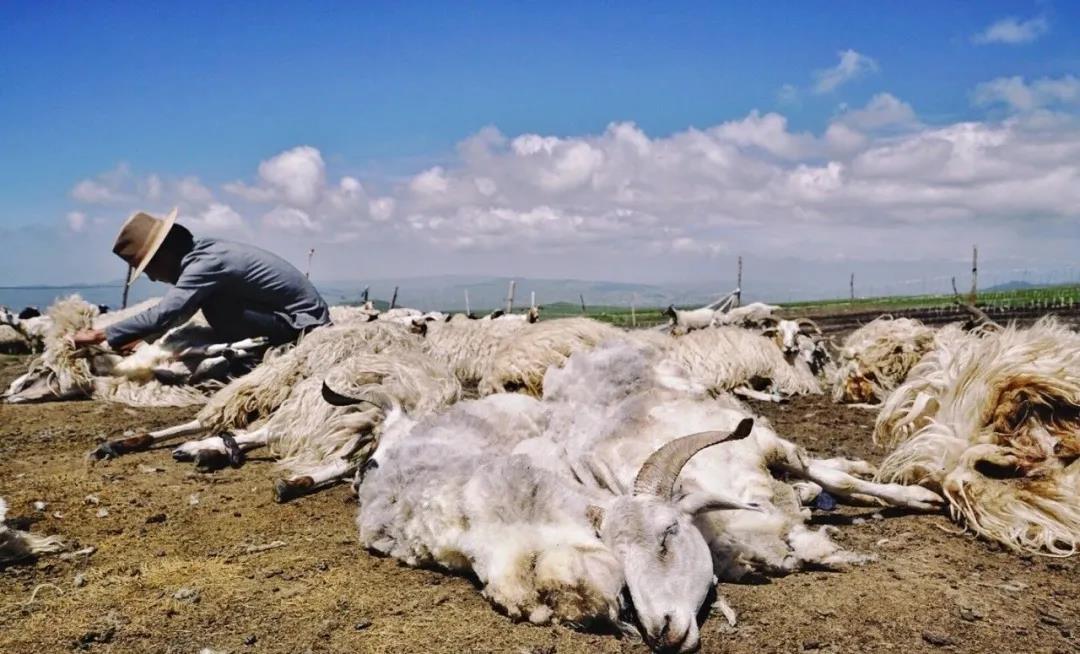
[[72, 328, 106, 348]]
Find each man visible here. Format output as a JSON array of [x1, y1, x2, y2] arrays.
[[73, 208, 330, 350]]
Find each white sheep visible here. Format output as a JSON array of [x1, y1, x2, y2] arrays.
[[89, 320, 422, 459], [831, 316, 937, 404], [713, 302, 781, 327], [3, 296, 262, 407], [0, 498, 63, 564], [171, 346, 461, 502], [351, 387, 754, 651], [874, 317, 1080, 555], [661, 305, 718, 336]]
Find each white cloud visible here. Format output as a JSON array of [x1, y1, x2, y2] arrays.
[[777, 83, 800, 106], [193, 203, 244, 231], [974, 75, 1080, 112], [813, 49, 878, 94], [972, 15, 1049, 45], [66, 211, 87, 232], [63, 89, 1080, 281]]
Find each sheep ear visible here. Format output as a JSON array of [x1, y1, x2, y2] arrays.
[[678, 491, 764, 515], [586, 505, 605, 534]]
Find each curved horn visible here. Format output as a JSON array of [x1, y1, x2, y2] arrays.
[[758, 316, 779, 329], [633, 418, 754, 498], [321, 382, 397, 412], [796, 318, 822, 335]]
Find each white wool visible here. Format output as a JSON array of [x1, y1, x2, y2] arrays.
[[876, 318, 1080, 555], [0, 498, 63, 564], [477, 318, 624, 396], [831, 316, 937, 404], [423, 319, 529, 387], [196, 321, 422, 432], [662, 327, 821, 396]]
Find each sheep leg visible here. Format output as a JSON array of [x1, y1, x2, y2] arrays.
[[172, 426, 271, 469], [89, 419, 205, 459], [274, 458, 355, 504], [732, 386, 784, 403], [803, 460, 943, 511]]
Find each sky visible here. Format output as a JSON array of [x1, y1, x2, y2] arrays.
[[2, 1, 1079, 298]]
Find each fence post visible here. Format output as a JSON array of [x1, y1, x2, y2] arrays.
[[390, 286, 399, 309], [505, 280, 516, 314]]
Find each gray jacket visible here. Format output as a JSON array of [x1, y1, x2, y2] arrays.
[[105, 237, 330, 348]]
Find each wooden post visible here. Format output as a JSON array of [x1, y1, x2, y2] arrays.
[[505, 280, 516, 314], [121, 264, 132, 309], [579, 294, 587, 314], [305, 247, 315, 279], [630, 296, 637, 328], [361, 286, 369, 304], [464, 290, 471, 316], [849, 273, 855, 302], [735, 256, 743, 307], [390, 286, 399, 309], [970, 245, 978, 304]]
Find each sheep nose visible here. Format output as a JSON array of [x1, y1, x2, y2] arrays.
[[653, 615, 695, 653]]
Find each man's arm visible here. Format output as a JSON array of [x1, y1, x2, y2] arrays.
[[102, 262, 221, 349]]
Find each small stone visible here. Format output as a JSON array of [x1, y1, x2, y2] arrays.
[[188, 494, 200, 506], [959, 607, 983, 622], [145, 513, 167, 524], [802, 640, 822, 650], [95, 508, 109, 518], [74, 573, 87, 588], [1037, 609, 1063, 626], [921, 631, 955, 647], [173, 587, 200, 604], [354, 619, 373, 631], [33, 501, 47, 511], [84, 495, 100, 506], [244, 634, 258, 646]]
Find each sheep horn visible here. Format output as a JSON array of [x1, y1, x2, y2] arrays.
[[321, 382, 397, 413], [633, 418, 754, 498], [797, 318, 822, 334]]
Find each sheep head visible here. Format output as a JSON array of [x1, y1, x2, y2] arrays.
[[590, 418, 756, 652]]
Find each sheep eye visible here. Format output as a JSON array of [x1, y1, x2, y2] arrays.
[[659, 523, 679, 554]]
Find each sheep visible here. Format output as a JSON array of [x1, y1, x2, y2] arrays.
[[713, 302, 781, 327], [171, 346, 461, 502], [2, 296, 260, 407], [477, 317, 624, 396], [0, 305, 52, 352], [662, 304, 718, 336], [0, 498, 63, 564], [422, 318, 532, 388], [659, 326, 822, 400], [493, 306, 541, 323], [831, 316, 938, 404], [89, 320, 423, 459], [538, 341, 941, 591], [350, 386, 755, 651], [874, 317, 1080, 556]]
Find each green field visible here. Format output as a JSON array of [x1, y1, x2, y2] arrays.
[[532, 284, 1080, 326]]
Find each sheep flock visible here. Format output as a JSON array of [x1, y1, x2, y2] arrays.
[[2, 293, 1079, 652]]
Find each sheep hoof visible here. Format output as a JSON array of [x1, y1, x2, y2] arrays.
[[171, 448, 194, 462], [220, 433, 245, 468], [274, 477, 314, 504], [89, 433, 152, 460]]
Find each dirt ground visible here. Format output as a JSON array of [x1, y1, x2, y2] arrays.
[[1, 353, 1077, 654]]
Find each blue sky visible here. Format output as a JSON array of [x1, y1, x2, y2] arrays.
[[2, 1, 1079, 294]]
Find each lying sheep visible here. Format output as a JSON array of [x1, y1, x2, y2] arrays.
[[90, 320, 421, 459], [423, 318, 532, 388], [0, 498, 63, 564], [874, 317, 1080, 556], [831, 316, 938, 404], [172, 347, 461, 501], [3, 296, 262, 407], [477, 317, 624, 396], [659, 326, 822, 400], [539, 341, 940, 591], [350, 386, 753, 651], [713, 302, 781, 328]]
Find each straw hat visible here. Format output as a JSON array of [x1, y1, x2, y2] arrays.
[[112, 208, 178, 286]]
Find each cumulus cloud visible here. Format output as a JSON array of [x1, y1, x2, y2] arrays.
[[64, 88, 1080, 282], [813, 49, 878, 94], [972, 15, 1049, 45], [974, 75, 1080, 112]]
